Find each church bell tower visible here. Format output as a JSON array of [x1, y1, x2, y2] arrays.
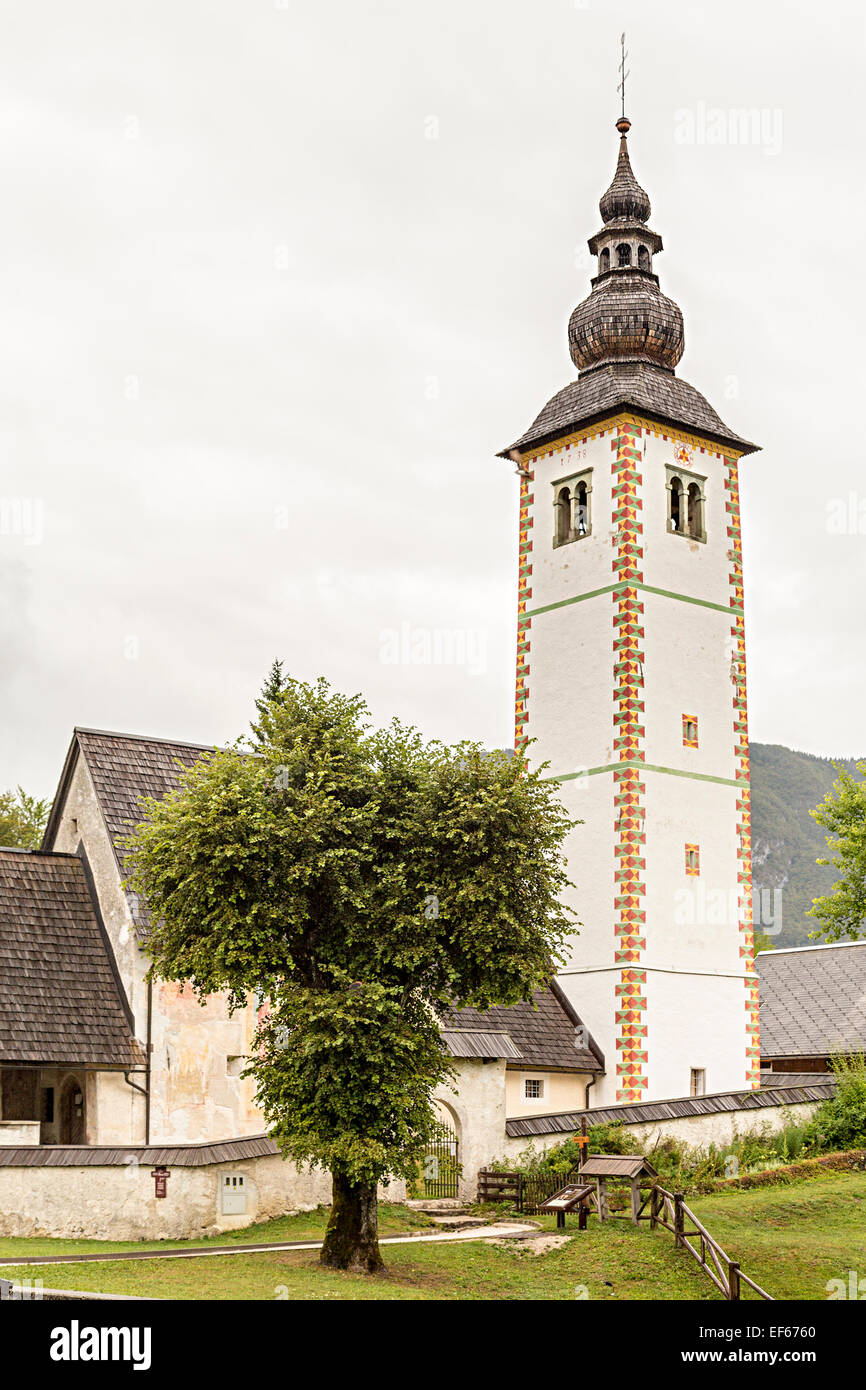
[[501, 114, 760, 1104]]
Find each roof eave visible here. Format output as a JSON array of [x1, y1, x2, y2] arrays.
[[41, 732, 83, 852], [499, 399, 760, 462]]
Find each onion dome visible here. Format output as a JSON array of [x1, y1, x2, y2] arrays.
[[569, 273, 684, 371], [599, 117, 650, 224]]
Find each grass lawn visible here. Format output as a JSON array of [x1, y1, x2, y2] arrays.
[[3, 1173, 862, 1300], [688, 1171, 866, 1301], [0, 1202, 434, 1262]]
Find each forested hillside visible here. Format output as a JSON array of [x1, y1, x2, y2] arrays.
[[750, 743, 864, 949]]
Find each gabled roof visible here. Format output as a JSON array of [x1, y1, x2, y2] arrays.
[[499, 361, 758, 459], [442, 982, 604, 1073], [757, 942, 866, 1059], [43, 728, 214, 870], [0, 849, 142, 1067]]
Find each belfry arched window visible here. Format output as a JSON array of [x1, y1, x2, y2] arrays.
[[599, 247, 610, 273], [556, 486, 571, 545], [687, 482, 703, 539], [553, 469, 592, 548], [575, 479, 589, 536], [638, 244, 650, 271], [667, 464, 707, 543], [616, 243, 632, 268], [669, 475, 683, 532]]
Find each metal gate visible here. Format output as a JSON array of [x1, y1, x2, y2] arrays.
[[424, 1120, 460, 1198]]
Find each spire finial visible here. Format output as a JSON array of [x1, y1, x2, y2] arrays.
[[617, 32, 629, 124]]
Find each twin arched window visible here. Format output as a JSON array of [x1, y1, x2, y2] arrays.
[[553, 471, 592, 548], [616, 243, 631, 268], [668, 471, 706, 541]]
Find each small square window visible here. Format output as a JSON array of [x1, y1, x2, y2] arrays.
[[524, 1078, 544, 1100], [685, 844, 700, 876], [690, 1069, 706, 1097], [682, 714, 699, 748]]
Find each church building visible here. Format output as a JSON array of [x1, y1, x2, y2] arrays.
[[501, 114, 760, 1104], [0, 110, 769, 1236]]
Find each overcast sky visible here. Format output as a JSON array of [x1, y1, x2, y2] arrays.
[[0, 0, 864, 798]]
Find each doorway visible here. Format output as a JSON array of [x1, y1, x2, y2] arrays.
[[59, 1077, 85, 1144]]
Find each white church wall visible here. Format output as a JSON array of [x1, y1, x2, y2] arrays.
[[49, 747, 265, 1146], [504, 1069, 591, 1117], [517, 413, 754, 1106]]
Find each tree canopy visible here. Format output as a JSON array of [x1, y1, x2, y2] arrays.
[[123, 673, 575, 1270], [808, 761, 866, 942], [0, 786, 51, 849]]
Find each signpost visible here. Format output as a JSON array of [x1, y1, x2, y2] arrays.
[[536, 1182, 594, 1230]]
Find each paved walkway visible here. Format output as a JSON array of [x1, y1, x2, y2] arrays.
[[0, 1221, 538, 1269]]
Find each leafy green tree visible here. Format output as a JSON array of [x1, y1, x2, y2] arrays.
[[0, 787, 51, 849], [808, 762, 866, 941], [752, 930, 777, 955], [124, 672, 574, 1273]]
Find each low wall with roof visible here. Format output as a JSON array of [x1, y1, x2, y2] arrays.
[[0, 1136, 408, 1241], [495, 1080, 835, 1162]]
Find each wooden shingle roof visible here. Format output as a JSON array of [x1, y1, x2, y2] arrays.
[[44, 728, 213, 870], [0, 850, 142, 1067], [505, 1078, 837, 1138], [441, 982, 604, 1073], [500, 362, 758, 458]]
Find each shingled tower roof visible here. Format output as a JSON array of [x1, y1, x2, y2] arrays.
[[500, 117, 758, 458]]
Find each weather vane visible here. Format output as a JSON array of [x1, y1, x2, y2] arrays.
[[617, 32, 629, 120]]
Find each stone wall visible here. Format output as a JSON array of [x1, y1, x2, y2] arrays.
[[0, 1152, 407, 1242]]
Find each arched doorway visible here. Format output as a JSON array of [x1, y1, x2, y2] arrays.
[[425, 1101, 460, 1198], [59, 1077, 85, 1144]]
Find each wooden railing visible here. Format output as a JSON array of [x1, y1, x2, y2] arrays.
[[476, 1169, 585, 1214], [650, 1185, 773, 1301]]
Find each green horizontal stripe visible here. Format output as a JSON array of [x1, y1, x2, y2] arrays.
[[553, 761, 743, 788], [526, 581, 740, 619]]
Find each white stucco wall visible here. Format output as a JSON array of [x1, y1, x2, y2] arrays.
[[521, 419, 752, 1105], [0, 1154, 411, 1242], [48, 749, 263, 1144], [505, 1069, 591, 1117]]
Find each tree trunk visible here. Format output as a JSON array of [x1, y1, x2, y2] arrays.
[[320, 1169, 385, 1273]]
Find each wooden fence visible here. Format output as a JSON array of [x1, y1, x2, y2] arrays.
[[650, 1185, 773, 1301], [477, 1169, 585, 1214], [477, 1170, 773, 1301]]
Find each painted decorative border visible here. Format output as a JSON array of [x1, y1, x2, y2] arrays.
[[724, 454, 760, 1089], [611, 421, 648, 1102], [514, 467, 534, 751]]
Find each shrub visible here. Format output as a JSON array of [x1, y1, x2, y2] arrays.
[[804, 1053, 866, 1154]]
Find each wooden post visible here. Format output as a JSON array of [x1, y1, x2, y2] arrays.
[[728, 1260, 741, 1301], [650, 1184, 660, 1230], [674, 1192, 685, 1247], [630, 1177, 640, 1225], [596, 1177, 609, 1221]]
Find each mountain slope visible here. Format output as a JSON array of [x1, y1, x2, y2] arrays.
[[749, 742, 864, 949]]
